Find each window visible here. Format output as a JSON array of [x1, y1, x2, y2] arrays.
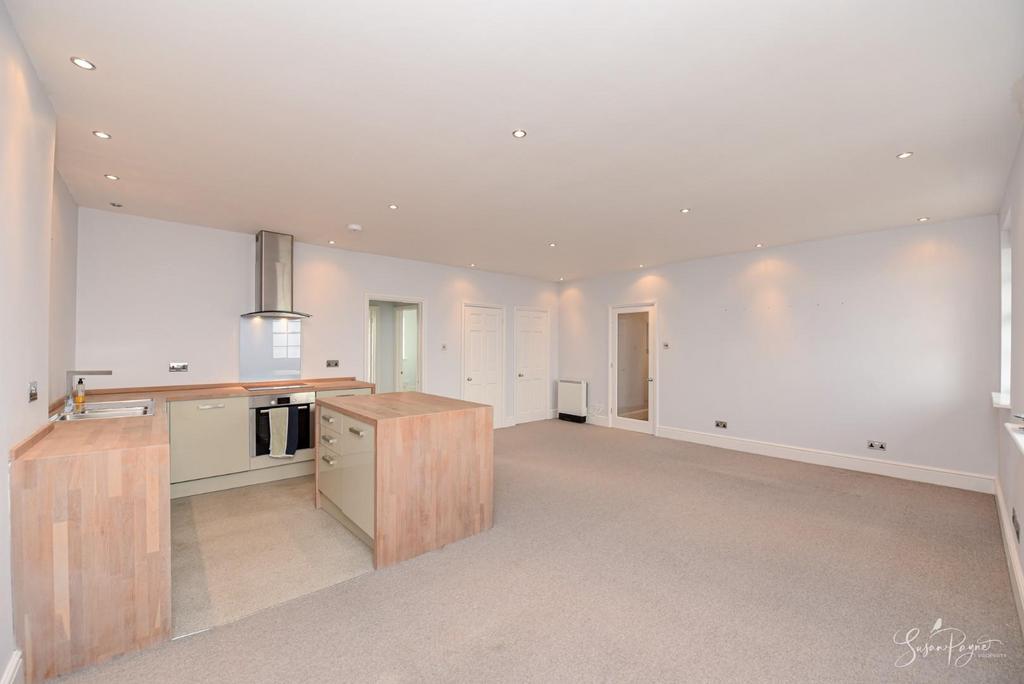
[[272, 319, 301, 359]]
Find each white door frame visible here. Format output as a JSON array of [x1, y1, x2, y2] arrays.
[[513, 305, 551, 423], [364, 293, 426, 392], [461, 302, 507, 428], [608, 302, 658, 434]]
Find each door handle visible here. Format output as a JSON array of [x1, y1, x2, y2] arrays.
[[648, 377, 654, 382], [197, 403, 225, 410], [466, 377, 473, 382], [348, 427, 366, 437], [321, 454, 336, 466], [321, 435, 338, 446], [517, 373, 525, 378]]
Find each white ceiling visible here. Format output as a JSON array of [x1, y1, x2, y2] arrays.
[[7, 0, 1024, 281]]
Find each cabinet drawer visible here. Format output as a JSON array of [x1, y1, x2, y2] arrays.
[[169, 397, 249, 483], [317, 443, 344, 508], [318, 407, 344, 438]]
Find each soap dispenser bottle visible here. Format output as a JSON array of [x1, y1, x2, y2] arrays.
[[73, 378, 86, 411]]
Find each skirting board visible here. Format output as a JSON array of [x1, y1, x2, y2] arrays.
[[995, 478, 1024, 640], [170, 461, 314, 499], [1, 650, 23, 684], [656, 425, 994, 494]]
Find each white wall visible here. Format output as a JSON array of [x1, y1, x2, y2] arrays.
[[0, 3, 57, 675], [49, 172, 78, 402], [561, 216, 1001, 477], [75, 209, 559, 425], [1000, 131, 1024, 594]]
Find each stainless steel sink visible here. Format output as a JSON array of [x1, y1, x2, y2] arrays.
[[54, 399, 156, 421]]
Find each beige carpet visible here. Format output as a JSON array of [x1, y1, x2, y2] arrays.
[[66, 421, 1021, 682], [171, 475, 373, 636]]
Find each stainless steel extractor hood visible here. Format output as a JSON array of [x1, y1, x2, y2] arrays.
[[241, 230, 311, 319]]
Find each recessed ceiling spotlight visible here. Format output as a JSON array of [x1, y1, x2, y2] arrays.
[[104, 174, 119, 181], [512, 129, 527, 138], [328, 240, 335, 245], [70, 56, 96, 70], [559, 277, 564, 281], [388, 203, 398, 210], [347, 223, 363, 232], [109, 202, 123, 208], [92, 130, 111, 139], [680, 208, 691, 214], [755, 243, 764, 248], [548, 242, 557, 248], [896, 151, 914, 159], [469, 263, 477, 268], [639, 264, 645, 269], [917, 217, 929, 222]]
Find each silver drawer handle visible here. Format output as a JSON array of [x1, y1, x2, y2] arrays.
[[349, 427, 365, 437], [466, 377, 473, 382], [321, 414, 336, 424], [321, 435, 337, 445], [321, 454, 336, 466], [198, 403, 225, 410]]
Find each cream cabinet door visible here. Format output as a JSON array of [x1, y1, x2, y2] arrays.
[[316, 388, 372, 399], [169, 397, 250, 483], [339, 416, 375, 539]]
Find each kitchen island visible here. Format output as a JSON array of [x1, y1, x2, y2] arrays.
[[316, 392, 494, 568]]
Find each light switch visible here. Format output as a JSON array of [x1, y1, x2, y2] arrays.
[[28, 381, 38, 402]]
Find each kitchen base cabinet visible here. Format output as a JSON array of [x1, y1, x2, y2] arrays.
[[317, 410, 375, 541], [168, 397, 249, 483], [316, 392, 493, 569]]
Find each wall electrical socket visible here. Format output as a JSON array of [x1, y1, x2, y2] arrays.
[[169, 362, 189, 373], [325, 359, 339, 368], [715, 420, 728, 429], [867, 440, 887, 451], [28, 381, 38, 403]]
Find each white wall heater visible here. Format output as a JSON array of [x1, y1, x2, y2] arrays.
[[557, 379, 588, 423]]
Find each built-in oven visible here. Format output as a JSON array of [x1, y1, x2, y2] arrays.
[[248, 390, 316, 462]]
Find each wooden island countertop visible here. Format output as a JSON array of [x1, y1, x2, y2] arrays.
[[315, 392, 494, 568], [316, 391, 486, 424]]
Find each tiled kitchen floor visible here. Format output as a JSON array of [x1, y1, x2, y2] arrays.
[[171, 475, 373, 636]]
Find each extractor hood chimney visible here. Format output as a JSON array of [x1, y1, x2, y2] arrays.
[[241, 230, 311, 319]]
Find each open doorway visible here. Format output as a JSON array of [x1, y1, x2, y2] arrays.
[[609, 304, 656, 433], [366, 298, 423, 393]]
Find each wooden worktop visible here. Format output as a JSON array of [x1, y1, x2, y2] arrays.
[[18, 378, 374, 462], [317, 391, 487, 424], [10, 375, 373, 682]]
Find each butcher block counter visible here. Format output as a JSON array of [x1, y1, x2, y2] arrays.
[[316, 392, 494, 569], [10, 376, 373, 683]]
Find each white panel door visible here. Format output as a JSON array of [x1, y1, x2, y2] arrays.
[[463, 305, 502, 427], [514, 308, 550, 423]]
